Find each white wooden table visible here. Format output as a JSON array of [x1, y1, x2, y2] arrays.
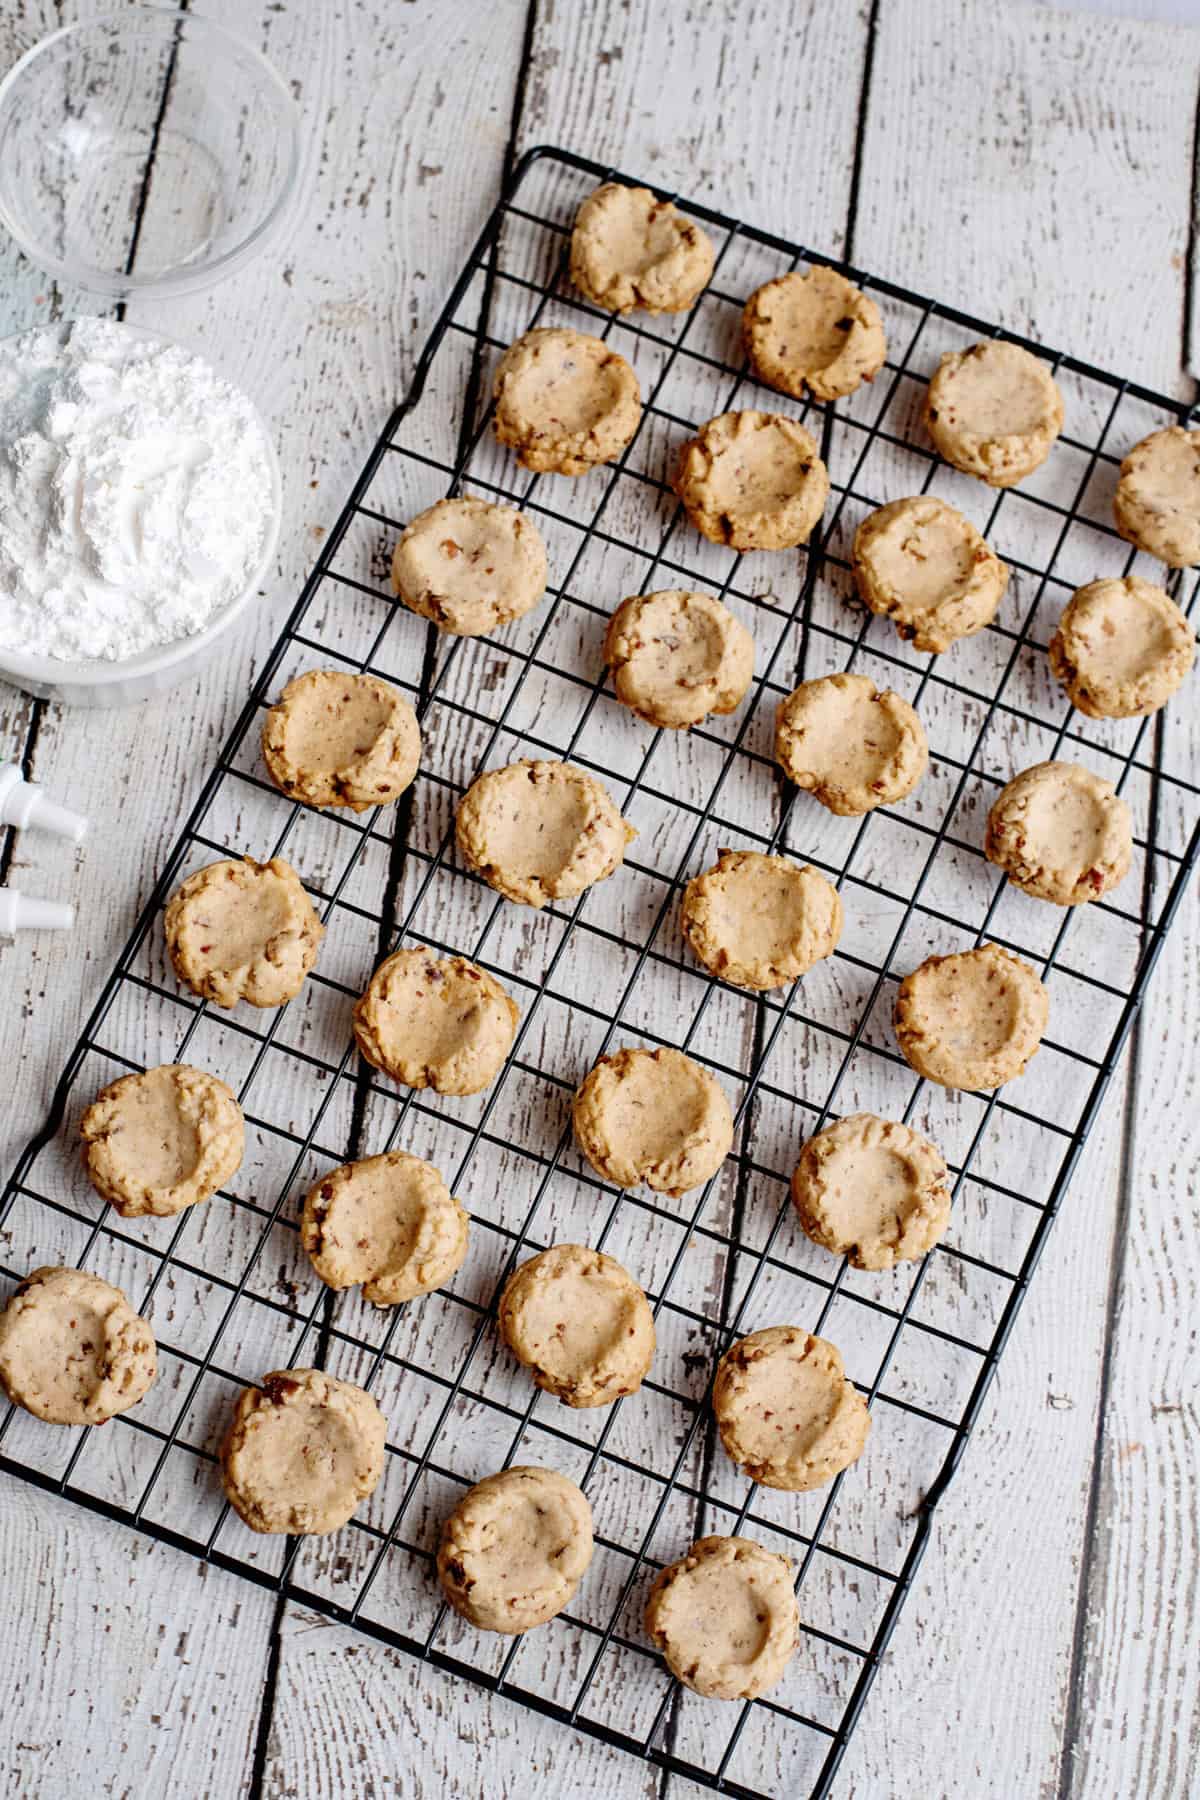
[[1, 3, 1197, 1795]]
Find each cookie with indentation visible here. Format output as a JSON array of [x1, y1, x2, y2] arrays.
[[985, 760, 1132, 906], [220, 1367, 386, 1535], [924, 341, 1063, 487], [603, 589, 755, 730], [894, 942, 1049, 1091], [645, 1535, 800, 1701], [493, 328, 641, 475], [498, 1243, 655, 1408], [80, 1063, 244, 1219], [164, 856, 324, 1009], [570, 182, 715, 315], [572, 1046, 733, 1198], [775, 672, 928, 815], [852, 495, 1009, 653], [681, 849, 842, 990], [456, 759, 636, 909], [1048, 576, 1195, 719], [0, 1265, 157, 1425], [301, 1151, 469, 1306], [712, 1326, 870, 1492], [353, 949, 518, 1097], [673, 410, 830, 550], [743, 265, 886, 402], [1114, 426, 1200, 567], [262, 670, 420, 811], [391, 496, 549, 636], [791, 1113, 951, 1271], [437, 1465, 594, 1634]]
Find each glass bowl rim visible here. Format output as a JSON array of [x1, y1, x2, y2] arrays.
[[0, 5, 301, 299]]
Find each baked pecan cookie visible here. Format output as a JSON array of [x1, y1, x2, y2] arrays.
[[164, 857, 324, 1009], [791, 1112, 951, 1271], [493, 328, 641, 474], [437, 1466, 594, 1633], [391, 496, 548, 637], [573, 1046, 733, 1197], [0, 1266, 157, 1425], [894, 943, 1049, 1090], [673, 410, 829, 550], [262, 670, 419, 811], [713, 1325, 870, 1491], [1113, 426, 1200, 567], [456, 759, 635, 909], [775, 672, 928, 815], [645, 1536, 799, 1701], [924, 341, 1063, 487], [1048, 576, 1195, 719], [743, 265, 886, 402], [81, 1063, 244, 1219], [499, 1243, 655, 1408], [681, 849, 842, 990], [603, 589, 754, 729], [301, 1151, 469, 1305], [852, 495, 1009, 653], [984, 760, 1132, 905], [221, 1368, 386, 1535], [570, 182, 714, 314], [353, 949, 518, 1096]]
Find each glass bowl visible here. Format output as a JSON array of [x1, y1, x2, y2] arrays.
[[0, 8, 299, 298]]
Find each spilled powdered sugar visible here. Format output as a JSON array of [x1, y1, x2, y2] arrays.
[[0, 318, 277, 662]]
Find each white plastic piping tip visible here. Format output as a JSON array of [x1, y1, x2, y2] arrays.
[[0, 890, 74, 935], [0, 763, 88, 843]]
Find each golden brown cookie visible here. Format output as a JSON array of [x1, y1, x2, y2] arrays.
[[743, 265, 886, 402], [1048, 576, 1195, 719], [0, 1265, 157, 1425], [1113, 426, 1200, 567], [569, 182, 714, 315], [852, 495, 1009, 653], [712, 1325, 870, 1491], [984, 761, 1133, 906], [673, 410, 830, 550], [261, 670, 420, 811], [456, 759, 636, 909], [353, 949, 518, 1097], [164, 857, 324, 1010], [80, 1063, 244, 1219], [680, 849, 842, 990], [791, 1113, 951, 1271], [220, 1367, 387, 1535], [498, 1243, 655, 1408], [924, 341, 1063, 487], [437, 1466, 594, 1633], [603, 589, 755, 730], [894, 942, 1049, 1091], [775, 672, 928, 815], [492, 328, 641, 475], [390, 496, 549, 637], [301, 1151, 470, 1306], [645, 1536, 799, 1701], [572, 1046, 734, 1198]]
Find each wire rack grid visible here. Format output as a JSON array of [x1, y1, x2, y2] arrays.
[[2, 144, 1198, 1800]]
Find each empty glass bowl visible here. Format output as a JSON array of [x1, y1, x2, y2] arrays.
[[0, 8, 299, 297]]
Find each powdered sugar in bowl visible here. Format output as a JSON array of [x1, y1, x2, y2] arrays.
[[0, 319, 281, 707]]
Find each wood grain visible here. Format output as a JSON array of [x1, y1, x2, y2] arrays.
[[0, 1, 1197, 1797]]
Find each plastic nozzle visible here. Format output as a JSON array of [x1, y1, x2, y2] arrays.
[[0, 890, 75, 935], [0, 764, 88, 843]]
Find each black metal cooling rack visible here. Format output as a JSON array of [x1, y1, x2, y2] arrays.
[[2, 144, 1199, 1800]]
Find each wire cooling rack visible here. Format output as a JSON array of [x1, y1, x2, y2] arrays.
[[2, 145, 1199, 1799]]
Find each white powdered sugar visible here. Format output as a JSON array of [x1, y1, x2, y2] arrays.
[[0, 318, 277, 662]]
